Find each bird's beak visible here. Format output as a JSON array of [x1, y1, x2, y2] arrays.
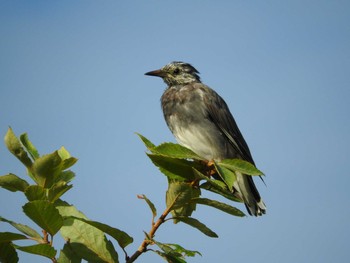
[[145, 69, 165, 78]]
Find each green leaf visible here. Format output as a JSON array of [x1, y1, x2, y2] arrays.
[[137, 133, 204, 160], [57, 243, 82, 263], [153, 250, 187, 263], [152, 143, 203, 160], [0, 242, 18, 263], [193, 168, 242, 202], [69, 217, 133, 249], [155, 241, 202, 260], [155, 241, 201, 262], [161, 243, 201, 257], [56, 170, 76, 184], [147, 154, 198, 181], [138, 194, 157, 221], [26, 170, 38, 185], [60, 217, 119, 263], [57, 146, 71, 160], [173, 217, 218, 238], [0, 232, 28, 242], [15, 244, 56, 259], [4, 127, 33, 168], [23, 200, 63, 236], [24, 185, 47, 201], [48, 181, 72, 202], [191, 198, 245, 217], [219, 159, 264, 176], [154, 241, 183, 258], [106, 240, 119, 263], [154, 239, 201, 262], [193, 168, 231, 193], [214, 162, 236, 192], [56, 202, 118, 262], [192, 168, 225, 189], [20, 133, 40, 160], [54, 200, 87, 219], [136, 133, 156, 149], [166, 181, 200, 221], [62, 158, 78, 170], [0, 217, 42, 240], [57, 147, 78, 170], [31, 151, 63, 188], [0, 173, 29, 192]]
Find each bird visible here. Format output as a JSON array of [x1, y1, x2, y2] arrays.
[[145, 61, 266, 216]]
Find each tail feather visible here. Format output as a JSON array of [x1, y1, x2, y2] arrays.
[[235, 172, 266, 216]]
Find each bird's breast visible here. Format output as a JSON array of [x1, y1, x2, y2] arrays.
[[161, 85, 228, 160]]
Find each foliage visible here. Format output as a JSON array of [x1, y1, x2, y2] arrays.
[[0, 128, 263, 263]]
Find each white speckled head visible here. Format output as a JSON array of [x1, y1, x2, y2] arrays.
[[145, 61, 201, 86]]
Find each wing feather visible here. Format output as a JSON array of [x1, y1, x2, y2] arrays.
[[203, 89, 255, 164]]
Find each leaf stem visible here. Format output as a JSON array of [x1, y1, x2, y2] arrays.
[[42, 230, 49, 244], [43, 230, 57, 263]]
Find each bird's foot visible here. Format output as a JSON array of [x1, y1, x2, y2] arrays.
[[199, 160, 217, 178]]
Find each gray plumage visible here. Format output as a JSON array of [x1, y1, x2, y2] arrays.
[[145, 61, 266, 216]]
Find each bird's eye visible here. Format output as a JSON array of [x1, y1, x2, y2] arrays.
[[173, 68, 180, 74]]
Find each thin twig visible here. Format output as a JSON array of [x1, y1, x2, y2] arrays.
[[126, 194, 180, 263], [41, 230, 57, 263]]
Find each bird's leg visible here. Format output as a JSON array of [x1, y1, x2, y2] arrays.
[[189, 178, 200, 187], [199, 160, 217, 178], [207, 160, 217, 177]]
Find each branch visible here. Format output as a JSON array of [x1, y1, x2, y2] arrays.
[[126, 194, 180, 263]]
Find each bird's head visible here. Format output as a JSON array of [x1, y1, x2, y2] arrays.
[[145, 61, 201, 86]]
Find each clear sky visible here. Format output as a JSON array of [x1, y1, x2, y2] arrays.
[[1, 1, 349, 262]]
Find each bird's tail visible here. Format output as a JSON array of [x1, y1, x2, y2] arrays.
[[234, 172, 266, 216]]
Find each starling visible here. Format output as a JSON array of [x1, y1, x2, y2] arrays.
[[145, 61, 266, 216]]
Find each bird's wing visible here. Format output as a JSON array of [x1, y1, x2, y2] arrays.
[[203, 87, 255, 164]]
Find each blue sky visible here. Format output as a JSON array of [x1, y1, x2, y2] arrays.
[[1, 1, 349, 262]]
